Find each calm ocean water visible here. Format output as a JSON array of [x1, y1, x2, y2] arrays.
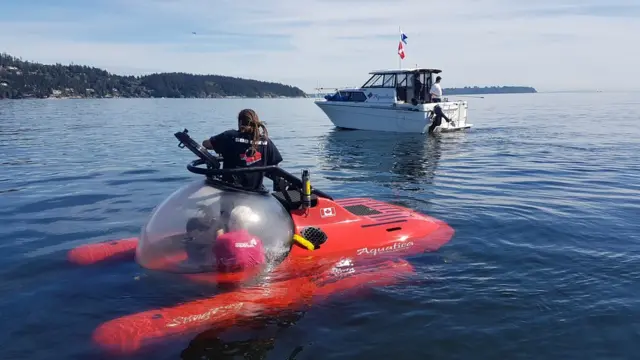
[[1, 93, 639, 359]]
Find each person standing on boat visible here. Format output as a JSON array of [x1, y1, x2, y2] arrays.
[[413, 71, 423, 103], [429, 76, 443, 103]]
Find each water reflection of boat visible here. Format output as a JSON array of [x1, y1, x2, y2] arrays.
[[316, 129, 443, 187]]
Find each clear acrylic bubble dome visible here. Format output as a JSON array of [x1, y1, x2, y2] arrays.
[[136, 179, 295, 274]]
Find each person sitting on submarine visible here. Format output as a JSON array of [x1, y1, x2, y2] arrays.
[[213, 205, 266, 273], [202, 108, 284, 236], [201, 108, 283, 192]]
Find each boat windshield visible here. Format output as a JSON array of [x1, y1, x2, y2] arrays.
[[361, 73, 397, 88]]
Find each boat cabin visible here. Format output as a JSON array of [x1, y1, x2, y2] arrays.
[[322, 68, 442, 105]]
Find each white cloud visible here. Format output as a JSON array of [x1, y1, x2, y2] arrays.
[[0, 0, 639, 92]]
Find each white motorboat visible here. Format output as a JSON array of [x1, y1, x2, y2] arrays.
[[314, 68, 472, 134]]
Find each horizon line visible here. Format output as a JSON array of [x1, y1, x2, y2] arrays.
[[3, 52, 639, 94]]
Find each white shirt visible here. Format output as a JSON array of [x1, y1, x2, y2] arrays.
[[430, 82, 442, 98]]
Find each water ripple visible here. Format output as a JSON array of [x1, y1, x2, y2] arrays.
[[0, 94, 639, 359]]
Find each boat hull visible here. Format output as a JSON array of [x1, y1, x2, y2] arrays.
[[314, 100, 471, 134]]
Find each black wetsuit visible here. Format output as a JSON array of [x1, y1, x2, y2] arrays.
[[414, 78, 423, 102], [208, 129, 283, 190], [208, 130, 283, 228], [428, 105, 452, 134]]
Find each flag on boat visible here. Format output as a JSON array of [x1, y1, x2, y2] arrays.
[[400, 31, 408, 44], [398, 41, 405, 59]]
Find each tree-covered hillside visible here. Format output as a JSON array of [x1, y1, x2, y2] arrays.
[[0, 53, 306, 99]]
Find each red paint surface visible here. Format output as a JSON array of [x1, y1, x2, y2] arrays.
[[68, 197, 454, 355], [67, 237, 138, 265], [93, 258, 414, 355], [67, 197, 454, 269]]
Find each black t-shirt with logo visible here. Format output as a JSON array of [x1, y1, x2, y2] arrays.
[[208, 130, 283, 190]]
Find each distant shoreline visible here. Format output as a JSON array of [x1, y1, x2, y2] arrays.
[[3, 96, 309, 100], [0, 53, 306, 100], [444, 86, 536, 95], [0, 96, 309, 100], [0, 96, 309, 101], [0, 52, 545, 100]]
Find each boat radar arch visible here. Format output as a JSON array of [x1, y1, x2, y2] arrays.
[[367, 68, 442, 75]]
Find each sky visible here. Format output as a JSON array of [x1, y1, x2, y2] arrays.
[[1, 0, 639, 93]]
